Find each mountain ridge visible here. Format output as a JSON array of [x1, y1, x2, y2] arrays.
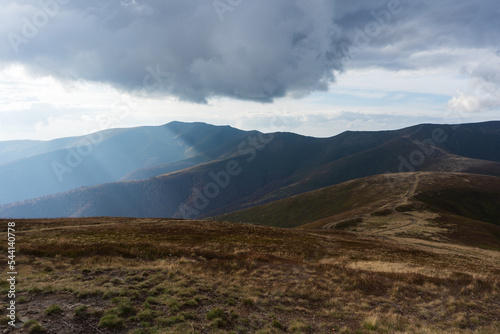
[[1, 121, 500, 219], [0, 122, 255, 205]]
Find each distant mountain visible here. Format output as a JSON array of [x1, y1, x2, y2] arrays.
[[1, 121, 500, 219], [0, 122, 254, 205]]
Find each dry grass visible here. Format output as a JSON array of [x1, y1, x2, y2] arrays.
[[0, 218, 499, 333]]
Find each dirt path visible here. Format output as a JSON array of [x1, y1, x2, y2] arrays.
[[323, 173, 422, 231], [397, 172, 420, 207], [374, 218, 416, 235], [373, 173, 421, 234]]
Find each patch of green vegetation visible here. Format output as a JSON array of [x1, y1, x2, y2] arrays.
[[44, 304, 63, 316], [181, 311, 195, 320], [177, 287, 197, 297], [137, 309, 158, 322], [363, 317, 378, 331], [144, 296, 161, 305], [272, 319, 284, 330], [242, 298, 254, 307], [74, 305, 88, 317], [111, 296, 136, 317], [0, 316, 9, 325], [23, 320, 46, 334], [230, 309, 239, 319], [158, 314, 185, 327], [210, 317, 227, 329], [289, 319, 312, 333], [225, 297, 237, 305], [99, 313, 125, 329], [181, 299, 198, 308], [206, 307, 225, 320], [168, 300, 180, 314], [102, 289, 119, 299]]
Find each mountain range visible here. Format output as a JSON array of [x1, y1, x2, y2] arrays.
[[0, 122, 255, 205], [1, 120, 500, 221]]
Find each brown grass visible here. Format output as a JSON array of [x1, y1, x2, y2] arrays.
[[0, 218, 499, 333]]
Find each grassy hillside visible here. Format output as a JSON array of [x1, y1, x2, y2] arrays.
[[0, 218, 499, 333], [215, 172, 500, 225], [415, 189, 500, 225], [214, 172, 500, 250], [214, 174, 408, 228]]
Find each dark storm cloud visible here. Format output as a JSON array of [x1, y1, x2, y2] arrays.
[[0, 0, 499, 103], [341, 0, 500, 70]]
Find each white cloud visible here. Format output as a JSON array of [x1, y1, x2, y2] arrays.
[[447, 57, 500, 113], [333, 68, 466, 97]]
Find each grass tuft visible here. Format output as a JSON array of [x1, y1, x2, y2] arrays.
[[44, 304, 63, 316], [98, 314, 124, 329]]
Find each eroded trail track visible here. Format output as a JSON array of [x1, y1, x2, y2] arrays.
[[390, 172, 421, 210], [324, 173, 422, 231], [373, 173, 421, 234]]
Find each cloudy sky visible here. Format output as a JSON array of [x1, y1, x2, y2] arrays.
[[0, 0, 499, 141]]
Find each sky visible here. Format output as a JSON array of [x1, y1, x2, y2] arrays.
[[0, 0, 499, 141]]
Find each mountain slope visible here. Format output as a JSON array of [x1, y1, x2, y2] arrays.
[[1, 122, 500, 219], [214, 172, 500, 249], [226, 136, 500, 213], [215, 172, 500, 227], [0, 122, 252, 205]]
